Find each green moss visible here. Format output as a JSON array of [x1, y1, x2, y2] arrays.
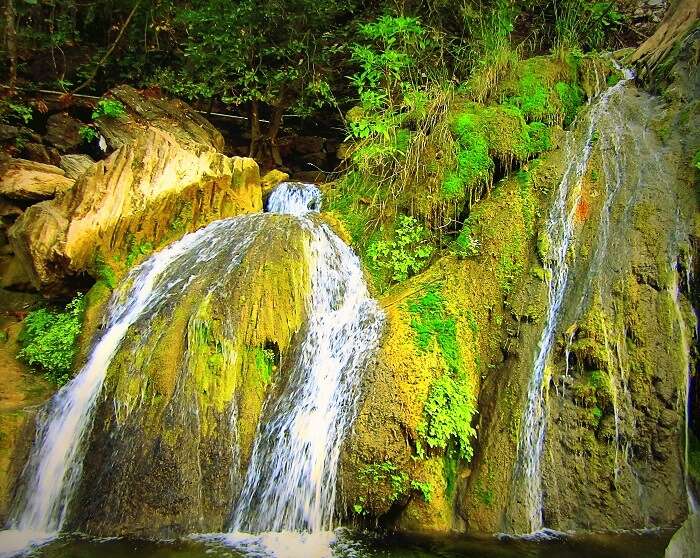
[[555, 81, 584, 126], [355, 461, 431, 510], [253, 347, 275, 385], [366, 215, 434, 284]]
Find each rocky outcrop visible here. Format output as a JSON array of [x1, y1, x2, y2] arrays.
[[0, 157, 74, 202], [665, 513, 700, 558], [8, 89, 262, 292], [95, 85, 225, 151], [59, 154, 94, 179], [69, 215, 313, 537]]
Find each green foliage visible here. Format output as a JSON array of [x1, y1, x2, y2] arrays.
[[445, 112, 493, 200], [417, 371, 478, 462], [452, 225, 480, 258], [554, 81, 584, 126], [408, 288, 477, 461], [693, 150, 700, 171], [18, 294, 86, 385], [0, 100, 33, 125], [443, 455, 457, 497], [79, 125, 98, 143], [125, 236, 153, 268], [555, 1, 624, 50], [91, 99, 126, 120], [367, 215, 434, 283], [410, 479, 433, 503], [356, 461, 432, 511]]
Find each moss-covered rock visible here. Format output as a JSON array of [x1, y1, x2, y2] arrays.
[[68, 215, 313, 538]]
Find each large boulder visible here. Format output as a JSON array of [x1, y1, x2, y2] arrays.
[[665, 513, 700, 558], [59, 154, 94, 179], [8, 88, 262, 292], [0, 157, 75, 202], [69, 214, 313, 537], [95, 85, 225, 151]]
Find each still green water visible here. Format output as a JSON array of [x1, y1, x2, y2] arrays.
[[31, 529, 671, 558]]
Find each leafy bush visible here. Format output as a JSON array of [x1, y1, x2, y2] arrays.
[[91, 99, 126, 120], [0, 100, 33, 125], [354, 460, 432, 512], [367, 215, 434, 282], [18, 294, 86, 385]]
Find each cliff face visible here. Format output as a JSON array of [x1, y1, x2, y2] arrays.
[[339, 37, 699, 534]]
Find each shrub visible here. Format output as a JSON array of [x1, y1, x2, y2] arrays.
[[366, 215, 434, 283], [408, 288, 477, 461], [18, 294, 86, 385]]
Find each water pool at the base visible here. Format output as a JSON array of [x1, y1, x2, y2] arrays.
[[26, 529, 672, 558]]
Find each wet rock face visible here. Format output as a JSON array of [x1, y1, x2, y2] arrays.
[[8, 87, 262, 292], [69, 215, 313, 537]]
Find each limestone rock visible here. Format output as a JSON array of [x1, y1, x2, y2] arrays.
[[44, 112, 83, 152], [59, 154, 94, 179], [665, 514, 700, 558], [71, 215, 313, 537], [0, 158, 74, 202], [261, 169, 289, 196], [95, 85, 224, 151], [9, 127, 261, 291]]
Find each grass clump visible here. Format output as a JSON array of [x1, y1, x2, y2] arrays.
[[18, 294, 86, 385], [408, 288, 477, 462]]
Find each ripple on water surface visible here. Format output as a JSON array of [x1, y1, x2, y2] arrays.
[[16, 529, 671, 558]]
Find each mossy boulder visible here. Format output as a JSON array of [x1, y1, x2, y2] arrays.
[[68, 214, 314, 537]]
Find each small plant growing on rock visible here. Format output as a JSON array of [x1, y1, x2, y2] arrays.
[[18, 294, 86, 386], [79, 125, 98, 144], [91, 99, 126, 120]]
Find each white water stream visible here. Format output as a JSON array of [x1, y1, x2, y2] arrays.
[[1, 182, 383, 558], [511, 68, 636, 534]]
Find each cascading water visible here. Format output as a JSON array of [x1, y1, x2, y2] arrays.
[[267, 182, 322, 215], [0, 217, 264, 556], [1, 181, 383, 557], [212, 182, 384, 556], [510, 68, 636, 534]]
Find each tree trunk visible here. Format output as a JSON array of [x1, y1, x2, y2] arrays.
[[629, 0, 699, 79], [249, 99, 262, 159], [268, 103, 285, 167], [5, 0, 17, 89]]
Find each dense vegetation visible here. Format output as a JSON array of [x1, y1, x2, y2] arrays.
[[1, 1, 628, 154]]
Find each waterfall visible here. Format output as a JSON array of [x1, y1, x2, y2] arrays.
[[267, 182, 322, 215], [228, 184, 383, 535], [1, 181, 382, 557], [511, 68, 636, 534]]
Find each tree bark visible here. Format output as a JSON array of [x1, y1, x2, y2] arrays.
[[268, 103, 285, 167], [4, 0, 17, 89], [248, 99, 262, 159], [629, 0, 699, 78]]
